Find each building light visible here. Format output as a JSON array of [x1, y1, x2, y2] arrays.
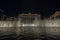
[[22, 24, 35, 27]]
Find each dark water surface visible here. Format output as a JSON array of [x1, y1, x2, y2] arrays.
[[0, 27, 60, 40]]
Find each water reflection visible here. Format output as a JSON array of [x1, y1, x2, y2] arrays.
[[0, 27, 60, 40]]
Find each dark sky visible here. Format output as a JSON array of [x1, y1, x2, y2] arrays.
[[0, 0, 60, 18]]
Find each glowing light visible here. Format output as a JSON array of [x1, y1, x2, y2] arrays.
[[22, 24, 35, 27]]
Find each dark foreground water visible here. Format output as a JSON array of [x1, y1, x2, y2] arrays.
[[0, 27, 60, 40]]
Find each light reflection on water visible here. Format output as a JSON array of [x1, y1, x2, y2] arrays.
[[0, 27, 60, 40], [0, 27, 60, 35]]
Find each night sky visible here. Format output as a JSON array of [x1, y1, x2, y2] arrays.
[[0, 0, 60, 18]]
